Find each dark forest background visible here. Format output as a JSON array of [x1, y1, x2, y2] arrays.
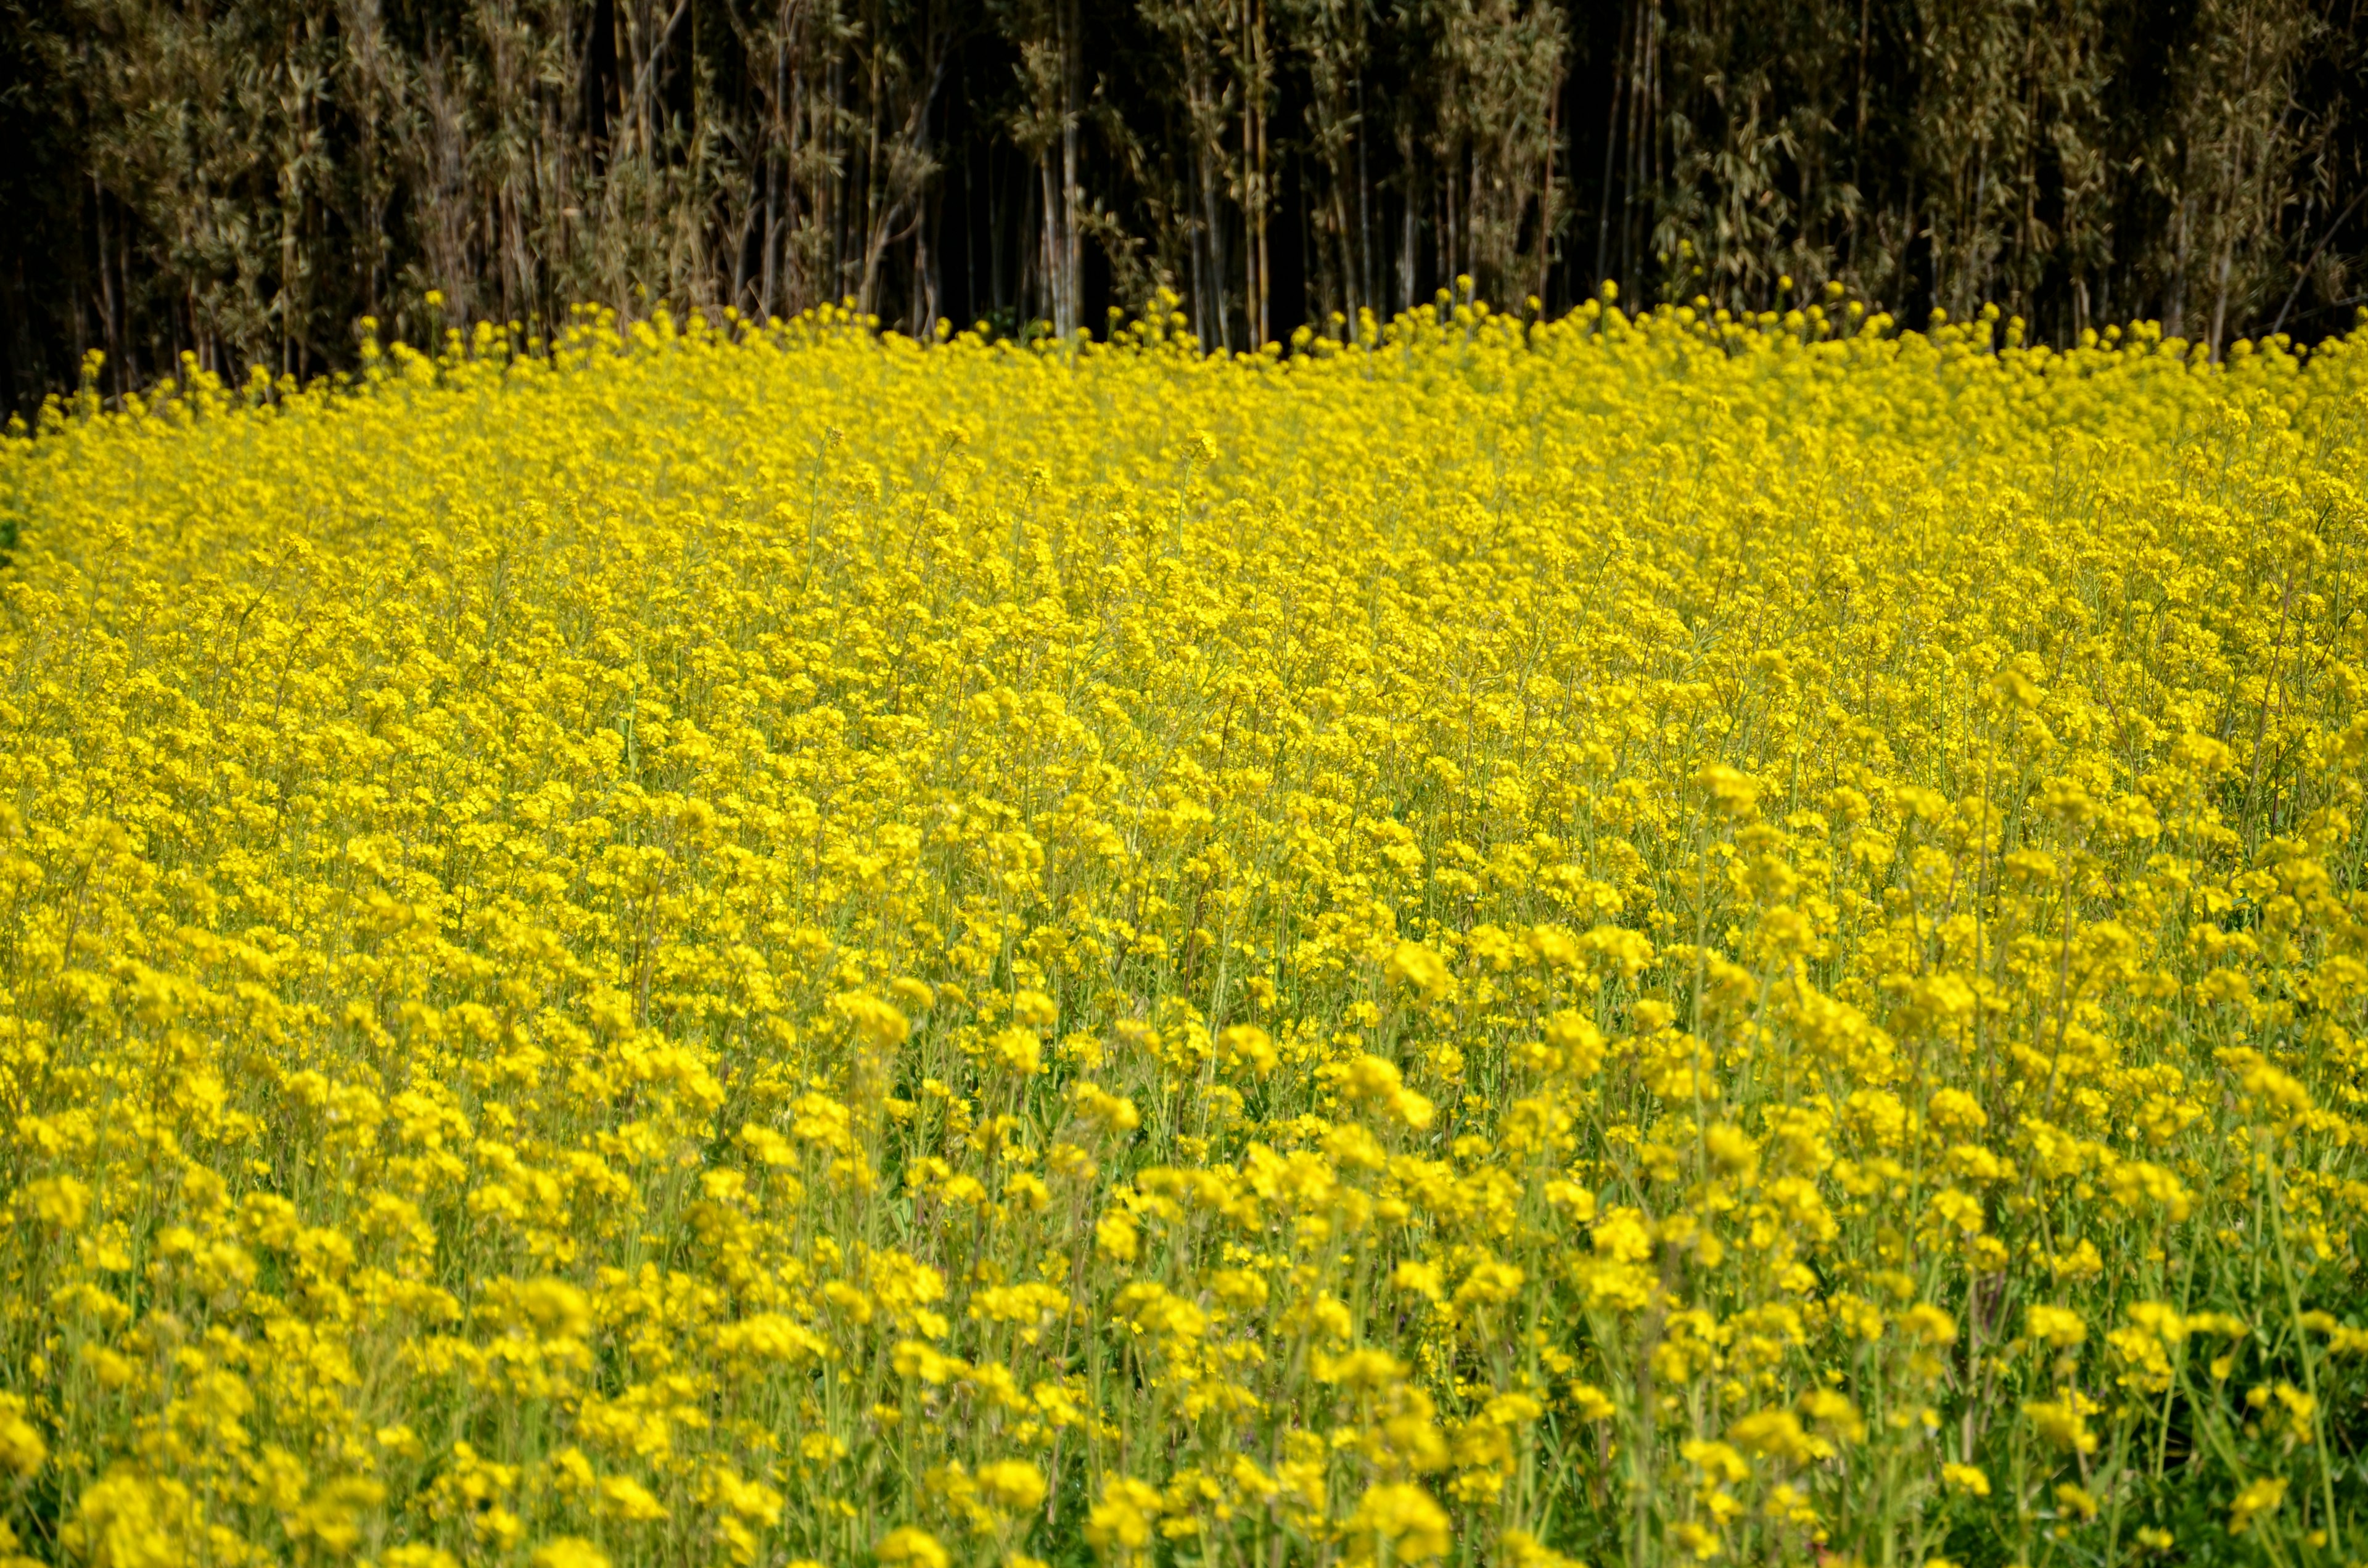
[[2, 0, 2365, 412]]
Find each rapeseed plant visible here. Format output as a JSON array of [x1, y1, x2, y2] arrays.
[[2, 296, 2367, 1568]]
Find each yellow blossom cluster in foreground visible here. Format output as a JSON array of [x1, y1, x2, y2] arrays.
[[4, 298, 2368, 1568]]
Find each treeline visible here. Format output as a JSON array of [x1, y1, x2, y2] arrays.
[[2, 0, 2364, 411]]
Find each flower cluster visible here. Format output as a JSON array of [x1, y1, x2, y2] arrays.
[[3, 297, 2367, 1568]]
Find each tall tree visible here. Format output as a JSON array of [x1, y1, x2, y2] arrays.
[[6, 0, 2367, 414]]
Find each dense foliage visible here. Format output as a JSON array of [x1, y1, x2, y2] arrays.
[[3, 299, 2368, 1568], [6, 0, 2368, 414]]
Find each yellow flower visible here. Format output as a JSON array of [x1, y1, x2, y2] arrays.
[[8, 282, 2367, 1568], [25, 1175, 92, 1230], [2020, 1397, 2099, 1455], [876, 1527, 950, 1568], [0, 1395, 46, 1477], [1386, 942, 1451, 1001], [1798, 1389, 1866, 1445], [1347, 1483, 1450, 1563], [976, 1460, 1048, 1514], [1070, 1082, 1141, 1135], [989, 1027, 1044, 1077], [1728, 1410, 1830, 1464], [2026, 1305, 2087, 1350], [1902, 1305, 1957, 1345], [1084, 1479, 1162, 1558], [61, 1469, 195, 1568], [1698, 763, 1763, 820], [1497, 1529, 1582, 1568], [1094, 1209, 1140, 1263], [2227, 1477, 2287, 1535], [597, 1475, 668, 1522], [1669, 1520, 1724, 1560], [843, 994, 914, 1051], [1218, 1024, 1278, 1076]]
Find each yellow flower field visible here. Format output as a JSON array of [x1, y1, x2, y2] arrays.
[[2, 296, 2367, 1568]]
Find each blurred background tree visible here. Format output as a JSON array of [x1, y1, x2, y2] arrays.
[[2, 0, 2362, 409]]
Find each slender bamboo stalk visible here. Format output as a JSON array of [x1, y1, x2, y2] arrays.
[[4, 0, 2366, 412]]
